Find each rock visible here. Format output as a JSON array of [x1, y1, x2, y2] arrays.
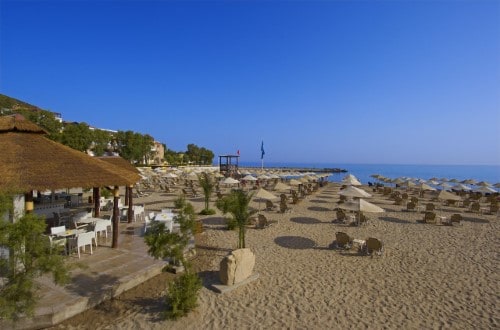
[[219, 248, 255, 286]]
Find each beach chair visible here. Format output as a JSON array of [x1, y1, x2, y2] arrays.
[[490, 204, 499, 215], [425, 203, 435, 212], [364, 237, 383, 256], [335, 232, 353, 249], [334, 209, 347, 223], [470, 202, 480, 213], [423, 211, 437, 224], [406, 201, 417, 212], [279, 201, 291, 213], [255, 214, 269, 229], [448, 213, 463, 225], [265, 200, 277, 211]]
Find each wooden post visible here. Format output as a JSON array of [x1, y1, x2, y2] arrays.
[[112, 186, 120, 248], [24, 191, 34, 214], [124, 186, 129, 206], [93, 187, 100, 218], [127, 185, 134, 223]]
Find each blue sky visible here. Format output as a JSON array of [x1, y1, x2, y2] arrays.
[[1, 0, 499, 165]]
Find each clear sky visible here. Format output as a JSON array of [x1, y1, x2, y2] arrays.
[[1, 0, 499, 165]]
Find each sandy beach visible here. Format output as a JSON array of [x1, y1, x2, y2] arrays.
[[50, 181, 499, 329]]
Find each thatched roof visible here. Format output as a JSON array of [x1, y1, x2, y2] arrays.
[[0, 114, 47, 134], [97, 156, 140, 175], [0, 116, 140, 192]]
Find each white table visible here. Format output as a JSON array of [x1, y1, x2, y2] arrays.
[[154, 213, 175, 232]]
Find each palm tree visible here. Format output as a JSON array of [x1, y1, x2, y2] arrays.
[[216, 189, 255, 249], [198, 172, 215, 214]]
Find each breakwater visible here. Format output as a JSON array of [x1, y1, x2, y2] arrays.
[[240, 166, 347, 174]]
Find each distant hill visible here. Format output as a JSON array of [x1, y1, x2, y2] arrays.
[[0, 93, 43, 112]]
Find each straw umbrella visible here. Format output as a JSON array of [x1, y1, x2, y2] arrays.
[[339, 186, 372, 198], [274, 182, 291, 191], [338, 198, 384, 226], [342, 174, 362, 186], [254, 188, 279, 213], [0, 116, 140, 248]]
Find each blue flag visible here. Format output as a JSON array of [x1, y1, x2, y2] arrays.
[[260, 141, 265, 159]]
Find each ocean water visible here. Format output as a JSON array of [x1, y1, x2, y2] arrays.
[[239, 162, 500, 185]]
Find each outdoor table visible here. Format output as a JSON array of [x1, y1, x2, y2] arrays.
[[154, 213, 174, 232], [77, 217, 100, 225], [55, 228, 86, 238]]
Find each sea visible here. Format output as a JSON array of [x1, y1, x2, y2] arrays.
[[238, 162, 500, 186]]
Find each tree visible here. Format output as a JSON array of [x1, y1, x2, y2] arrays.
[[14, 108, 62, 141], [115, 130, 154, 164], [60, 122, 93, 152], [185, 144, 214, 165], [198, 172, 215, 215], [0, 197, 70, 320], [216, 190, 256, 249], [91, 129, 112, 156], [144, 197, 201, 319]]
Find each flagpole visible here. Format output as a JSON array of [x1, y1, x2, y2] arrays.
[[261, 158, 263, 170]]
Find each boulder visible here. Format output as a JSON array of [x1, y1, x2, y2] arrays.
[[219, 248, 255, 286]]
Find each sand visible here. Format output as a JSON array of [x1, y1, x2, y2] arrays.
[[50, 183, 499, 329]]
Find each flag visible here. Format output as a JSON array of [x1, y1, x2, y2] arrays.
[[237, 149, 240, 156], [260, 141, 265, 160]]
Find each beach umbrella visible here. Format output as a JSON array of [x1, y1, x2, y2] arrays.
[[474, 186, 497, 193], [437, 190, 462, 202], [242, 175, 257, 181], [254, 188, 279, 200], [449, 178, 459, 183], [342, 174, 362, 186], [401, 180, 416, 188], [475, 181, 492, 187], [289, 179, 302, 186], [254, 188, 279, 213], [438, 182, 452, 190], [462, 179, 477, 185], [163, 173, 178, 179], [338, 198, 384, 226], [428, 180, 439, 185], [222, 177, 239, 185], [392, 178, 404, 185], [418, 183, 436, 191], [452, 183, 471, 191], [299, 177, 310, 183], [494, 183, 500, 189], [274, 182, 291, 191], [339, 186, 372, 198]]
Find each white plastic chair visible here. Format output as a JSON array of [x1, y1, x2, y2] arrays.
[[143, 215, 151, 234], [94, 219, 111, 240], [68, 231, 94, 258]]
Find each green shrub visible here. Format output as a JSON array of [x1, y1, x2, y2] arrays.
[[199, 208, 216, 215], [226, 217, 237, 230], [164, 271, 202, 320]]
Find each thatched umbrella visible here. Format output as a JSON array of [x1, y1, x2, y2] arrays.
[[0, 115, 140, 248]]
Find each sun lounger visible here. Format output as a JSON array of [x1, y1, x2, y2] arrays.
[[335, 232, 353, 249], [364, 237, 383, 256]]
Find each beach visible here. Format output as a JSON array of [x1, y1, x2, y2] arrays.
[[51, 181, 499, 329]]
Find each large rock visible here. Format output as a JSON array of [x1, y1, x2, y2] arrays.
[[219, 248, 255, 286]]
